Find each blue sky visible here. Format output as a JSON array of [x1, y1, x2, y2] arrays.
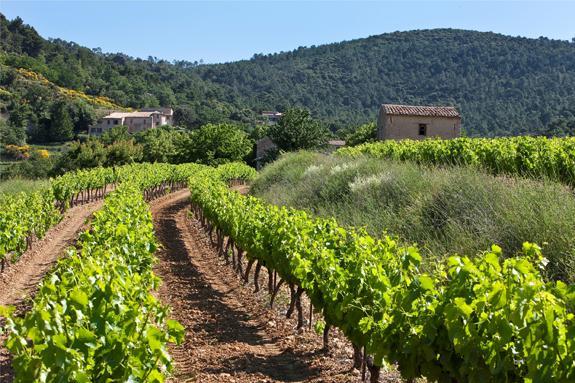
[[1, 1, 574, 64]]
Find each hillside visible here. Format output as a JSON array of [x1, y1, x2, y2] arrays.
[[0, 14, 242, 137], [2, 66, 127, 110], [2, 13, 575, 136], [201, 29, 575, 135], [205, 30, 575, 135]]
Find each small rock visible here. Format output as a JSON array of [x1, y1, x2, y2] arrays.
[[267, 320, 276, 328]]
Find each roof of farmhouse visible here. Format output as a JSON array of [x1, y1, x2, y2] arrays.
[[382, 104, 460, 118], [140, 107, 174, 115], [103, 111, 160, 119]]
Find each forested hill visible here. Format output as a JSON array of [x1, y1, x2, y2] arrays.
[[200, 29, 575, 136], [2, 13, 575, 137]]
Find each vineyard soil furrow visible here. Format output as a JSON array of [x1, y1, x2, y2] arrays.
[[151, 190, 399, 382], [0, 199, 104, 307], [0, 199, 103, 382]]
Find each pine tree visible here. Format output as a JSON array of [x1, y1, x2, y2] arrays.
[[49, 101, 74, 142]]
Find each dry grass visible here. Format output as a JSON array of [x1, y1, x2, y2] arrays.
[[0, 177, 49, 195]]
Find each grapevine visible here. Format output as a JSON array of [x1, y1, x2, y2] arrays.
[[0, 163, 207, 271], [188, 163, 575, 383], [0, 163, 211, 382], [337, 137, 575, 186]]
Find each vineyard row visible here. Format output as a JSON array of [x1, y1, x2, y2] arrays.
[[338, 136, 575, 186], [188, 164, 575, 383], [0, 163, 201, 271], [1, 162, 256, 382]]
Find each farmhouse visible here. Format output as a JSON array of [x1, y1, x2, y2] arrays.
[[261, 111, 283, 125], [139, 107, 174, 125], [89, 108, 173, 135], [377, 104, 461, 140]]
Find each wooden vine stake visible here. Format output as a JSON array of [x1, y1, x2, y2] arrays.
[[253, 262, 262, 292], [323, 324, 331, 351], [353, 344, 363, 369]]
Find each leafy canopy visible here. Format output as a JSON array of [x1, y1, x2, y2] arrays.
[[186, 123, 253, 166], [268, 108, 328, 151]]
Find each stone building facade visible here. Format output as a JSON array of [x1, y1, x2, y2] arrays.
[[377, 104, 461, 140], [89, 108, 173, 135]]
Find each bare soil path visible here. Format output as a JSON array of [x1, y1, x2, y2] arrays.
[[0, 199, 105, 306], [151, 190, 391, 382], [0, 199, 104, 381]]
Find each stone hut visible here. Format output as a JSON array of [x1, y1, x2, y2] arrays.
[[377, 104, 461, 140]]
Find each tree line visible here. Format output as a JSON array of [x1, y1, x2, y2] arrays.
[[2, 106, 332, 179]]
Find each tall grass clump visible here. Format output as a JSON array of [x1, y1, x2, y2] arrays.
[[252, 151, 575, 282], [0, 178, 50, 195]]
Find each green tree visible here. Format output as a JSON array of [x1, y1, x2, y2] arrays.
[[49, 101, 74, 142], [28, 118, 49, 143], [7, 101, 30, 131], [0, 119, 27, 145], [345, 122, 377, 146], [53, 137, 144, 173], [250, 124, 270, 141], [104, 139, 143, 166], [54, 139, 107, 172], [268, 108, 328, 151], [100, 125, 130, 145], [71, 102, 96, 134], [135, 127, 182, 163], [544, 117, 575, 137], [184, 123, 252, 165], [173, 106, 196, 130]]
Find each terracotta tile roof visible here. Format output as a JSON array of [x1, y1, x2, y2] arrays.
[[140, 107, 173, 115], [382, 104, 460, 118], [104, 111, 158, 119], [103, 112, 132, 119]]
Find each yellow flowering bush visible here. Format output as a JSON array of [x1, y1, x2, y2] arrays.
[[35, 149, 50, 159], [4, 145, 51, 160], [4, 144, 31, 159], [0, 87, 12, 98], [15, 68, 128, 110]]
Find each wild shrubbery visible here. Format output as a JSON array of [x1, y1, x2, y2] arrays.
[[252, 152, 575, 282]]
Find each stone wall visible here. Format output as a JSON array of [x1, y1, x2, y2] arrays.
[[377, 110, 461, 140]]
